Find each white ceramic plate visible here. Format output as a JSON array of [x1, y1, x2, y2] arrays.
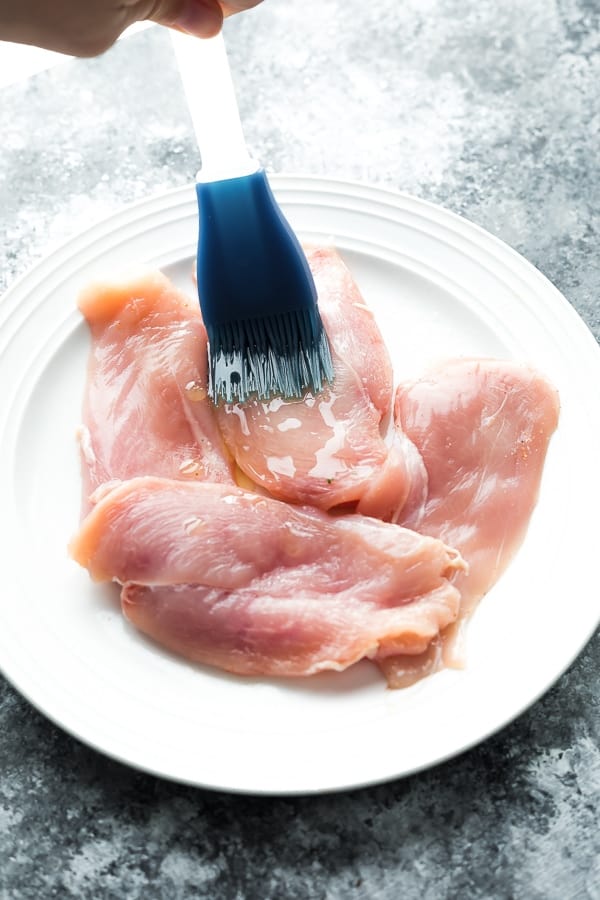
[[1, 176, 599, 795]]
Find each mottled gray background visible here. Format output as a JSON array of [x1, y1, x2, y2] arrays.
[[1, 1, 599, 898]]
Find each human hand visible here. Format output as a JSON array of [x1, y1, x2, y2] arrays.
[[0, 0, 263, 58]]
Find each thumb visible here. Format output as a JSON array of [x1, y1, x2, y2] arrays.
[[147, 0, 224, 37]]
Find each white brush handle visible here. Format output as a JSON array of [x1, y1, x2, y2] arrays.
[[170, 30, 259, 182]]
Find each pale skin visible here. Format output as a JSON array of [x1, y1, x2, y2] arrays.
[[0, 0, 263, 57]]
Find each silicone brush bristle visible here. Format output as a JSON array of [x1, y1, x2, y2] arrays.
[[207, 306, 334, 404], [195, 169, 334, 406]]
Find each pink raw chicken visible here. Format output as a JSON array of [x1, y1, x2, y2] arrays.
[[379, 358, 560, 687], [72, 257, 560, 690], [214, 247, 417, 519], [77, 270, 234, 513], [70, 476, 466, 678]]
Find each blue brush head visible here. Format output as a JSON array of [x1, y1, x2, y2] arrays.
[[195, 169, 334, 405]]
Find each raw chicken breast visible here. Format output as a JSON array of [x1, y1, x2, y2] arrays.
[[380, 358, 560, 687], [73, 257, 560, 690], [214, 247, 414, 516], [70, 476, 466, 677], [77, 271, 234, 512]]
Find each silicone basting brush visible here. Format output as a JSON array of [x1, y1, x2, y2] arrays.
[[171, 30, 334, 405]]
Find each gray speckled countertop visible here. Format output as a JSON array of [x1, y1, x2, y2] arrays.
[[1, 2, 599, 898]]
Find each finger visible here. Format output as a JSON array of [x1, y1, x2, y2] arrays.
[[144, 0, 224, 37]]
